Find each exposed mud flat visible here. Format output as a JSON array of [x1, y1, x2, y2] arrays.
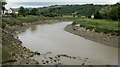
[[64, 24, 119, 47], [31, 52, 99, 65]]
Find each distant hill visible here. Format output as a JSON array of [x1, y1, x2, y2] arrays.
[[37, 4, 108, 16]]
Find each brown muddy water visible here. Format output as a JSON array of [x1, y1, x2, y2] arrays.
[[18, 21, 118, 65]]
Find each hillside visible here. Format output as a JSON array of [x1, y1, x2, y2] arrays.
[[38, 4, 108, 16]]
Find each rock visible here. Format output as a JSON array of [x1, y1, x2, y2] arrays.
[[43, 62, 46, 64], [46, 61, 49, 64], [11, 53, 16, 56], [85, 58, 88, 59], [35, 61, 39, 64], [35, 51, 41, 55], [54, 60, 57, 62], [29, 54, 34, 57], [49, 57, 53, 59], [57, 55, 60, 57], [72, 57, 76, 59], [42, 60, 44, 62], [82, 63, 85, 65]]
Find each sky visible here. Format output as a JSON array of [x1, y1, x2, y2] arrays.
[[7, 0, 119, 3], [5, 0, 120, 9]]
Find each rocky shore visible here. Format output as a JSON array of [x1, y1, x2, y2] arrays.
[[64, 24, 119, 48]]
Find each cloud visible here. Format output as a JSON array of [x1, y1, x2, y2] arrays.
[[7, 0, 119, 3], [5, 0, 119, 9]]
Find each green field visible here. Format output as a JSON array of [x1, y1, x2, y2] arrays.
[[72, 18, 119, 36]]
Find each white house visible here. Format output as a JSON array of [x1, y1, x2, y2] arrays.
[[91, 15, 94, 18], [4, 8, 19, 14], [4, 8, 12, 14]]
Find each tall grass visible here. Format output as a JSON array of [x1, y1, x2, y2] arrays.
[[72, 18, 119, 36], [2, 16, 46, 26]]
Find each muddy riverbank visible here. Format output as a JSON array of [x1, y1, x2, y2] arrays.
[[3, 19, 118, 65], [2, 19, 73, 65], [18, 21, 118, 65], [2, 29, 40, 65], [64, 24, 119, 47]]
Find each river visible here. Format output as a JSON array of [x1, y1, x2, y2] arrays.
[[18, 21, 118, 65]]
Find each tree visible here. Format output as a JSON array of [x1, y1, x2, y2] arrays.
[[109, 7, 118, 20], [1, 0, 7, 14], [25, 9, 30, 15], [30, 8, 38, 15], [99, 6, 111, 19], [94, 11, 102, 19], [99, 3, 120, 20], [18, 6, 26, 17]]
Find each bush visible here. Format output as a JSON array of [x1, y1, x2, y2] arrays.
[[94, 11, 103, 19], [12, 13, 17, 18]]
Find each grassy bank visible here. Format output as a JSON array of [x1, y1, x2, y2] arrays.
[[2, 15, 80, 28], [72, 18, 119, 36]]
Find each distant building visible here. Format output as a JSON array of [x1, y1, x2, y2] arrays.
[[91, 15, 94, 18], [4, 8, 12, 14], [4, 8, 19, 14]]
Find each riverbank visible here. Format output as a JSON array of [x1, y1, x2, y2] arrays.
[[17, 21, 118, 65], [2, 29, 40, 65], [2, 18, 77, 65], [64, 24, 119, 47], [2, 17, 118, 65]]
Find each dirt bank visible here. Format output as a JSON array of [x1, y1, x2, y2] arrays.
[[2, 29, 40, 65], [64, 24, 119, 47], [2, 19, 73, 65]]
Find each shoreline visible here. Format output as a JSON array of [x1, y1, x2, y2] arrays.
[[3, 19, 118, 65], [64, 24, 119, 48], [3, 19, 73, 65]]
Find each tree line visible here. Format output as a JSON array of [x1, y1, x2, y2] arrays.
[[2, 1, 120, 21], [18, 6, 62, 17], [93, 2, 120, 20], [18, 6, 38, 17], [37, 3, 120, 21]]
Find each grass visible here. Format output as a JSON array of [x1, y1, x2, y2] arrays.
[[72, 18, 119, 36], [2, 15, 80, 28], [2, 49, 11, 63], [2, 16, 46, 26]]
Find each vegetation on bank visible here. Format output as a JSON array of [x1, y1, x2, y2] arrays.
[[72, 19, 119, 36], [38, 3, 120, 21], [38, 4, 107, 17], [1, 0, 120, 64], [2, 15, 81, 28]]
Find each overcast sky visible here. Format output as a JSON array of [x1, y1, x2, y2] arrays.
[[5, 0, 119, 9], [7, 0, 119, 3]]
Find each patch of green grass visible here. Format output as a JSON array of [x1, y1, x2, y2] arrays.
[[72, 18, 119, 36], [2, 16, 45, 26], [2, 49, 11, 63]]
